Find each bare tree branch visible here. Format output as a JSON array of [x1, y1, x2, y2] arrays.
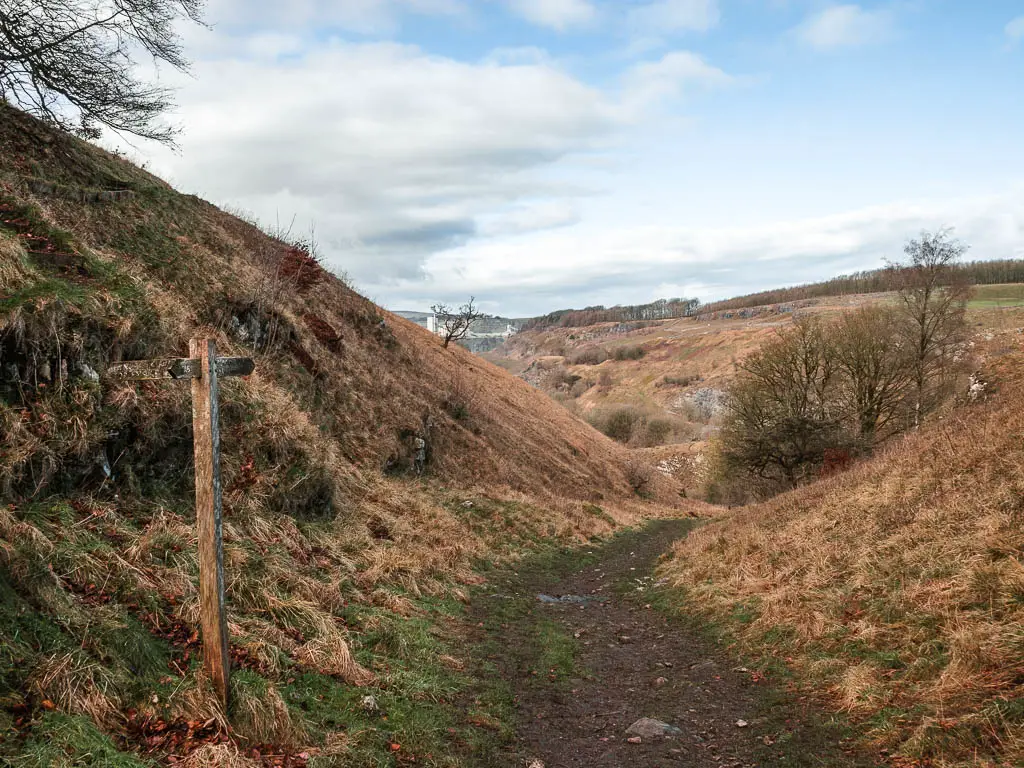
[[0, 0, 205, 144]]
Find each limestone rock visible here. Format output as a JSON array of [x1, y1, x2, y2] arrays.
[[625, 717, 682, 739]]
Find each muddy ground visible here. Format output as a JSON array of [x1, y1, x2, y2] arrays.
[[468, 519, 877, 768]]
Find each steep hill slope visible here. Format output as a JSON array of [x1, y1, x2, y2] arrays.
[[0, 105, 680, 766], [662, 335, 1024, 767]]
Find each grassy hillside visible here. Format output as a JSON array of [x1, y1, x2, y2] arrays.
[[0, 105, 682, 766], [661, 335, 1024, 767]]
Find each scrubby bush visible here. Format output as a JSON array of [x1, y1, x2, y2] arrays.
[[642, 417, 674, 447], [611, 345, 646, 361], [601, 406, 642, 442], [659, 373, 699, 387], [570, 347, 609, 365], [543, 366, 580, 392], [569, 379, 592, 399], [624, 457, 654, 498], [586, 406, 691, 447]]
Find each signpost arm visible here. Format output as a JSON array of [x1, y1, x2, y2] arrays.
[[190, 337, 231, 707]]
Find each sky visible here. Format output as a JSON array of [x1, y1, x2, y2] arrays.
[[119, 1, 1024, 317]]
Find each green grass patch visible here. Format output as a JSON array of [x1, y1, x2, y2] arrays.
[[968, 283, 1024, 309], [533, 616, 578, 683], [284, 594, 515, 767], [6, 712, 153, 767], [105, 220, 185, 275]]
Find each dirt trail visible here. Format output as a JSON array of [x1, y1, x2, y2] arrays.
[[471, 520, 872, 768]]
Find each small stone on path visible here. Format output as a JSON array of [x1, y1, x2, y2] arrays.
[[625, 717, 682, 739]]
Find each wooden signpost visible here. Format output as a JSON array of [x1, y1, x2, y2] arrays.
[[109, 338, 254, 708]]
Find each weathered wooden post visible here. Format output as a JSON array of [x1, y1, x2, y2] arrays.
[[189, 337, 230, 708], [109, 337, 254, 708]]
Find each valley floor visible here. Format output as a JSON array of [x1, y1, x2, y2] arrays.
[[467, 521, 874, 767]]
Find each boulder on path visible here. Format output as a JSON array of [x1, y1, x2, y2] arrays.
[[625, 717, 682, 739]]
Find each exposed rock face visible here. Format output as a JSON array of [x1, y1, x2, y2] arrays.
[[675, 387, 726, 420]]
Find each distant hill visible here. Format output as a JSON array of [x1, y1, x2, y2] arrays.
[[697, 259, 1024, 315]]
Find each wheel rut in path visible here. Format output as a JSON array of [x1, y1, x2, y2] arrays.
[[471, 519, 873, 768]]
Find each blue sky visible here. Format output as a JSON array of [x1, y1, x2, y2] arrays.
[[126, 1, 1024, 316]]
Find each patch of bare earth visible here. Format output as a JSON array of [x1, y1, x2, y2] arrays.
[[471, 521, 874, 767]]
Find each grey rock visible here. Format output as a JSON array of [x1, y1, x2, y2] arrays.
[[625, 718, 682, 739], [537, 594, 591, 604], [78, 362, 100, 383]]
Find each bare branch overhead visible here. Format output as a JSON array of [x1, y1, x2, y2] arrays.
[[0, 0, 204, 143]]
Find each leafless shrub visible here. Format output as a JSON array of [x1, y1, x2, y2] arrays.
[[624, 457, 654, 498], [570, 347, 609, 365], [542, 366, 579, 393], [611, 345, 646, 361], [431, 297, 484, 349]]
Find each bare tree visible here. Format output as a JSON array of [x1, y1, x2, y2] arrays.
[[431, 297, 484, 349], [0, 0, 204, 143], [832, 306, 915, 444], [891, 229, 971, 426], [719, 318, 845, 489]]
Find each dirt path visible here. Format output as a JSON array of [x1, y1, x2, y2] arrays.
[[470, 520, 873, 768]]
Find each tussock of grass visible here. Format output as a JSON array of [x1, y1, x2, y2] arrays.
[[9, 712, 153, 767], [0, 234, 33, 289], [230, 671, 309, 748], [662, 353, 1024, 767], [180, 743, 260, 768]]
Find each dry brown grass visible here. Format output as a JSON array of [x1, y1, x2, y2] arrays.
[[231, 678, 308, 748], [179, 743, 262, 768], [0, 234, 32, 289], [0, 105, 691, 763], [28, 653, 122, 727], [663, 349, 1024, 767]]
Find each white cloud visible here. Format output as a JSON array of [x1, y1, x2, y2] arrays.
[[381, 188, 1024, 314], [476, 201, 581, 237], [629, 0, 720, 35], [622, 51, 732, 110], [1006, 16, 1024, 44], [117, 19, 734, 293], [506, 0, 597, 30], [126, 38, 631, 283], [796, 4, 894, 51]]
